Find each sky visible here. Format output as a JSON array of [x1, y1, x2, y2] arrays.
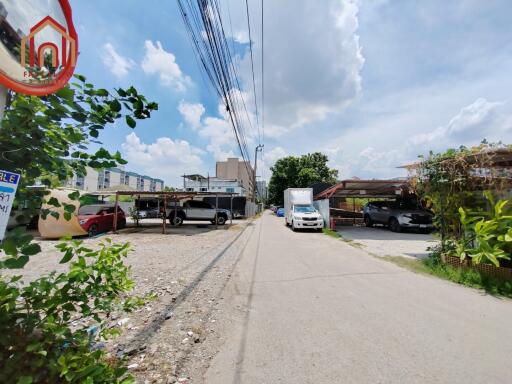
[[60, 0, 512, 186]]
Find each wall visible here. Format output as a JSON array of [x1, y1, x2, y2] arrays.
[[314, 199, 330, 227]]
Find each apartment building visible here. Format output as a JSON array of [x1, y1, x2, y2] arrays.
[[216, 158, 254, 195], [65, 166, 164, 192], [182, 174, 247, 196]]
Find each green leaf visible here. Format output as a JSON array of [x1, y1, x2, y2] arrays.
[[68, 191, 80, 200], [47, 197, 61, 207], [96, 89, 109, 97], [17, 376, 33, 384], [21, 243, 41, 256], [64, 204, 77, 213], [125, 115, 136, 128], [56, 87, 75, 101], [1, 238, 18, 256], [4, 255, 29, 269], [74, 74, 86, 82], [110, 99, 121, 112], [59, 249, 73, 264]]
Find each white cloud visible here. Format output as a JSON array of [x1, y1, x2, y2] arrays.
[[141, 40, 192, 91], [236, 0, 364, 137], [102, 43, 134, 78], [409, 98, 508, 146], [178, 101, 205, 129], [121, 132, 204, 185], [177, 100, 256, 161]]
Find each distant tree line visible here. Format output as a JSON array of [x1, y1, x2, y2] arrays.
[[268, 152, 338, 205]]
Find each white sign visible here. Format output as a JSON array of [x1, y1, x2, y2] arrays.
[[0, 170, 20, 242]]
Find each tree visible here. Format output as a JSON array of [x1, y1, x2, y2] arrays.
[[267, 152, 338, 205], [0, 75, 158, 382]]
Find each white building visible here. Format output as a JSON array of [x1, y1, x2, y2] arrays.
[[182, 174, 247, 196], [65, 166, 164, 192]]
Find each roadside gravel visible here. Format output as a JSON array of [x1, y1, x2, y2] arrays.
[[3, 219, 255, 383]]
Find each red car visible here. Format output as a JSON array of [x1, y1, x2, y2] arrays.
[[78, 204, 126, 236]]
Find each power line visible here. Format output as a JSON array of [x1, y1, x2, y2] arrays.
[[177, 0, 255, 181], [245, 0, 260, 144], [261, 0, 265, 145]]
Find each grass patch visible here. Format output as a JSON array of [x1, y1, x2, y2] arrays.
[[322, 228, 342, 239], [383, 255, 512, 299]]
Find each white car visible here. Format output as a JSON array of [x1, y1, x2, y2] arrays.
[[287, 204, 324, 232]]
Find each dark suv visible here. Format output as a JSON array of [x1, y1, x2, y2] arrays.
[[363, 200, 433, 233]]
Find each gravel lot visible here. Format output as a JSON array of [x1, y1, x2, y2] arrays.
[[4, 218, 255, 383], [336, 226, 439, 259]]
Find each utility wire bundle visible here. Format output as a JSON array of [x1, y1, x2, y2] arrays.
[[177, 0, 260, 180]]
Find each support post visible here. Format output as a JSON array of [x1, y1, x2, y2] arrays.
[[163, 194, 167, 234], [352, 197, 356, 226], [252, 144, 264, 202], [230, 195, 233, 225], [113, 192, 119, 233], [135, 196, 140, 227], [215, 193, 219, 230], [173, 194, 178, 226]]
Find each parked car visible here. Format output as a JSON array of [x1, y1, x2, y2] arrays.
[[134, 207, 160, 219], [166, 199, 231, 226], [276, 207, 285, 217], [363, 200, 433, 233], [78, 204, 126, 236]]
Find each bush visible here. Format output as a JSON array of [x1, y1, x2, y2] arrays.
[[457, 192, 512, 267], [421, 244, 512, 298], [0, 235, 140, 383]]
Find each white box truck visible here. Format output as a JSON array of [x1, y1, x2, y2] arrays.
[[284, 188, 324, 231]]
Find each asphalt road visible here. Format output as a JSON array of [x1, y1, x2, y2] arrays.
[[204, 211, 512, 384]]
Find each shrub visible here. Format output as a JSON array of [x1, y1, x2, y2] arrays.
[[457, 192, 512, 267], [0, 234, 140, 383]]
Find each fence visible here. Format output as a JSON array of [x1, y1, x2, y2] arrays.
[[443, 255, 512, 280]]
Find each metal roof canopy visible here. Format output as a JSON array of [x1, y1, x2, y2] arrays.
[[314, 179, 407, 200], [401, 147, 512, 170], [89, 190, 238, 200], [87, 190, 239, 234]]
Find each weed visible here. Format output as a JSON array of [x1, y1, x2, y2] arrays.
[[383, 254, 512, 299], [322, 228, 342, 239]]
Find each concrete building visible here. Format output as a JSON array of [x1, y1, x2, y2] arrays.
[[182, 174, 248, 196], [65, 166, 164, 192], [216, 158, 254, 195]]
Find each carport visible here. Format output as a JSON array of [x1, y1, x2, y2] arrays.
[[314, 179, 408, 226], [89, 190, 238, 234]]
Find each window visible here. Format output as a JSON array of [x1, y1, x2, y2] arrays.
[[200, 187, 208, 192], [186, 187, 194, 192], [226, 187, 235, 193]]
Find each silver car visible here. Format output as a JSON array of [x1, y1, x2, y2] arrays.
[[363, 201, 434, 233]]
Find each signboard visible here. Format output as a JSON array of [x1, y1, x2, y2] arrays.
[[0, 170, 20, 241], [0, 0, 78, 95]]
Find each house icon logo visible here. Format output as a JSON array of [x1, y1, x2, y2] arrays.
[[20, 15, 76, 71]]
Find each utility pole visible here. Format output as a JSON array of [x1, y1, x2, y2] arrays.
[[253, 144, 264, 202]]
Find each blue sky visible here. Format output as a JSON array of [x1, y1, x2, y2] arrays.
[[67, 0, 512, 186]]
